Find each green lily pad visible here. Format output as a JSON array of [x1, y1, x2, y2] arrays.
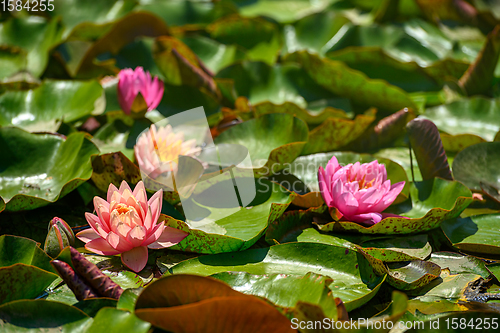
[[73, 298, 118, 317], [212, 271, 342, 318], [0, 80, 104, 132], [316, 178, 472, 234], [288, 151, 410, 201], [236, 0, 336, 23], [375, 147, 422, 182], [0, 264, 57, 305], [301, 113, 376, 154], [386, 260, 441, 290], [429, 252, 490, 278], [327, 47, 466, 92], [181, 35, 246, 74], [360, 234, 433, 261], [0, 235, 54, 273], [87, 307, 151, 333], [407, 273, 482, 299], [170, 242, 386, 311], [214, 113, 308, 176], [440, 133, 486, 153], [253, 101, 350, 126], [48, 0, 136, 38], [160, 180, 293, 254], [0, 128, 99, 212], [284, 51, 417, 112], [441, 214, 500, 256], [208, 15, 281, 64], [136, 0, 236, 27], [423, 98, 500, 141], [0, 299, 92, 332], [216, 61, 345, 111], [452, 142, 500, 193], [0, 16, 63, 78]]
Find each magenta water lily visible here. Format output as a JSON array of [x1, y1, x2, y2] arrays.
[[76, 181, 188, 272], [117, 67, 164, 115], [318, 156, 405, 225]]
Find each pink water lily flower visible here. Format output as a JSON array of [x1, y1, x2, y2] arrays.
[[76, 181, 188, 272], [318, 157, 405, 225], [135, 124, 201, 180], [117, 67, 164, 114]]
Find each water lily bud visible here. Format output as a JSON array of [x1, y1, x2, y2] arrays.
[[44, 217, 75, 257]]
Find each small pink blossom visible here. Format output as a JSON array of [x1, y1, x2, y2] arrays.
[[76, 181, 187, 272], [117, 67, 164, 114], [318, 157, 405, 225]]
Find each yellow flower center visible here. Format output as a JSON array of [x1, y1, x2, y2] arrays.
[[114, 203, 134, 215]]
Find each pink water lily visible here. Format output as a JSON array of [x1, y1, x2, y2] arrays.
[[117, 67, 164, 115], [76, 181, 188, 272], [318, 157, 405, 225], [135, 124, 201, 180]]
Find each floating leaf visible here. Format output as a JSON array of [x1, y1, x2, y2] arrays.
[[0, 80, 104, 132], [452, 142, 500, 193], [441, 214, 500, 256], [159, 180, 293, 254], [0, 16, 63, 77], [0, 299, 92, 331], [423, 97, 500, 141], [87, 307, 151, 333], [90, 152, 142, 193], [169, 242, 385, 311], [301, 113, 376, 154], [0, 128, 99, 211], [135, 274, 294, 333], [214, 113, 308, 176], [317, 178, 472, 234], [407, 118, 453, 181], [459, 25, 500, 95], [429, 252, 490, 278], [213, 271, 341, 319], [386, 260, 441, 290], [285, 51, 417, 112]]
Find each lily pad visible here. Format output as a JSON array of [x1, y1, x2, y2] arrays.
[[316, 178, 472, 234], [441, 214, 500, 256], [0, 16, 63, 77], [429, 252, 490, 278], [452, 142, 500, 193], [212, 271, 342, 318], [423, 97, 500, 141], [0, 264, 57, 305], [386, 260, 441, 290], [214, 113, 308, 176], [159, 180, 293, 254], [169, 242, 386, 311], [0, 299, 92, 331], [0, 80, 104, 132], [87, 307, 151, 333], [0, 128, 99, 212], [284, 51, 417, 112], [301, 113, 376, 154]]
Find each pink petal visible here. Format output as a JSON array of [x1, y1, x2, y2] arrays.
[[336, 191, 359, 216], [107, 183, 119, 203], [349, 212, 383, 225], [325, 156, 340, 177], [148, 189, 163, 224], [85, 238, 121, 255], [318, 167, 333, 206], [119, 181, 132, 195], [142, 221, 165, 245], [147, 227, 188, 249], [107, 232, 133, 253], [85, 212, 109, 235], [127, 225, 147, 247], [373, 181, 405, 212], [357, 187, 383, 210], [76, 228, 101, 243], [121, 246, 148, 272]]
